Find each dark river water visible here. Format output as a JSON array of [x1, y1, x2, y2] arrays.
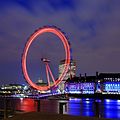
[[0, 97, 120, 119]]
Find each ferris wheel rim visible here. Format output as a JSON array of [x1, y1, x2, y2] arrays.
[[22, 26, 70, 91]]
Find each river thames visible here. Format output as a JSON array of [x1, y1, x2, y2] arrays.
[[0, 97, 120, 120]]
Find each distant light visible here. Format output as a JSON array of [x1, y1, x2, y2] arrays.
[[74, 98, 81, 101], [105, 99, 110, 102], [86, 98, 89, 100], [117, 100, 120, 103], [86, 101, 90, 104], [69, 98, 81, 101], [20, 98, 23, 101], [95, 100, 101, 102]]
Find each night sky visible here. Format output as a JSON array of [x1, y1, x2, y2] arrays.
[[0, 0, 120, 85]]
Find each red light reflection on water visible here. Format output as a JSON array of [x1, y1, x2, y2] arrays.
[[16, 98, 36, 112], [15, 98, 58, 113]]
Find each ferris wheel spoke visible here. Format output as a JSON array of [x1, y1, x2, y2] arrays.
[[47, 64, 55, 84], [45, 64, 50, 87]]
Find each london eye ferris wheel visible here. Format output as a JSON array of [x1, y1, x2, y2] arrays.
[[22, 26, 70, 91]]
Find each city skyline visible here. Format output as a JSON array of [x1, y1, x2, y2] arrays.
[[0, 0, 120, 85]]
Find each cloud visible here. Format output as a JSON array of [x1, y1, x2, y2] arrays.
[[0, 0, 120, 84]]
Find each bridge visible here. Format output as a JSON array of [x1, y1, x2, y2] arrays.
[[28, 93, 69, 100]]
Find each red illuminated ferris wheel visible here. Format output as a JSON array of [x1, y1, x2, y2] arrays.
[[22, 26, 70, 91]]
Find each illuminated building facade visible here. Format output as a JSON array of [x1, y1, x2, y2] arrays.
[[65, 77, 81, 94], [99, 73, 120, 94], [0, 84, 25, 94], [65, 75, 96, 94], [65, 73, 120, 95], [81, 75, 95, 94], [58, 59, 76, 93], [59, 59, 76, 80]]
